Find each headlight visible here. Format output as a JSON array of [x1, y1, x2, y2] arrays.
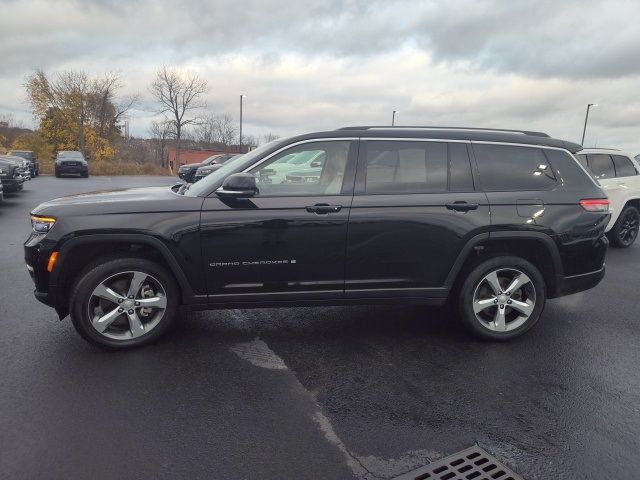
[[31, 215, 57, 233], [0, 168, 4, 175]]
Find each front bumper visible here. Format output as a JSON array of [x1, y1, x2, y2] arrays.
[[56, 163, 88, 175], [1, 177, 25, 192]]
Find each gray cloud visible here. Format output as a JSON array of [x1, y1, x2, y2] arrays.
[[1, 0, 639, 152]]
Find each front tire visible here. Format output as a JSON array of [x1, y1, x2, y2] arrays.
[[69, 257, 179, 349], [608, 205, 639, 248], [458, 256, 546, 341]]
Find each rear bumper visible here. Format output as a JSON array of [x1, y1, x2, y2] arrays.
[[554, 266, 605, 297]]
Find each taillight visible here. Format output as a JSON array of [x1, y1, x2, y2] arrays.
[[579, 199, 610, 212]]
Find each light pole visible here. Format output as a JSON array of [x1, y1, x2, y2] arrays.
[[392, 110, 399, 126], [581, 103, 597, 145], [239, 94, 246, 151]]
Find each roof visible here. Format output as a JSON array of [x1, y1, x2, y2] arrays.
[[286, 126, 584, 153], [578, 148, 637, 159]]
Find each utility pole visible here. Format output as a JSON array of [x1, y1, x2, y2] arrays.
[[581, 103, 597, 145]]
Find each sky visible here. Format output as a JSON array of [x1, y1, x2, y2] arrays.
[[1, 0, 639, 153]]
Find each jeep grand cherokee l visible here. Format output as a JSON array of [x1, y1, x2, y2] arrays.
[[25, 126, 609, 349]]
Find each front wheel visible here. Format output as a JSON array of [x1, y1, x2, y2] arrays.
[[458, 256, 546, 341], [608, 205, 639, 248], [70, 257, 179, 349]]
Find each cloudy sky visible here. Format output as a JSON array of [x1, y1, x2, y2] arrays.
[[1, 0, 639, 152]]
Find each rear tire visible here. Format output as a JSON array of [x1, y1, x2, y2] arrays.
[[458, 256, 546, 341], [608, 205, 639, 248], [69, 257, 179, 349]]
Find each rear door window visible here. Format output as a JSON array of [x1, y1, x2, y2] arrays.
[[473, 144, 556, 191], [587, 154, 616, 179], [360, 141, 474, 194], [611, 155, 638, 177]]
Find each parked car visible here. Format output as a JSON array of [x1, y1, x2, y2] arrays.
[[257, 150, 325, 184], [55, 151, 89, 178], [3, 155, 31, 181], [0, 156, 25, 192], [178, 154, 237, 183], [575, 148, 640, 247], [194, 154, 241, 182], [26, 126, 609, 349], [8, 150, 39, 177]]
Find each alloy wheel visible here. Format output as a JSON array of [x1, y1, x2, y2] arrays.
[[618, 209, 639, 246], [87, 271, 167, 340], [472, 268, 536, 332]]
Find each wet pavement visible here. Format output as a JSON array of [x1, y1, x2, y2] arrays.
[[1, 176, 639, 479]]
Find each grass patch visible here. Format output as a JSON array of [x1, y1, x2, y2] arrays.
[[40, 159, 172, 176]]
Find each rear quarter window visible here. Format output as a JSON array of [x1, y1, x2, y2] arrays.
[[587, 154, 616, 180], [611, 155, 638, 177], [473, 144, 556, 191]]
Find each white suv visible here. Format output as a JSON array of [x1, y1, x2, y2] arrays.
[[576, 149, 640, 247]]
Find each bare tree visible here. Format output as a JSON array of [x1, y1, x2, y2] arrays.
[[149, 120, 172, 167], [150, 66, 208, 165], [262, 132, 280, 144], [195, 113, 238, 146]]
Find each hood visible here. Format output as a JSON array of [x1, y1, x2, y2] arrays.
[[31, 185, 200, 217]]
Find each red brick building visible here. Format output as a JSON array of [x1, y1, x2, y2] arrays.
[[167, 146, 249, 171]]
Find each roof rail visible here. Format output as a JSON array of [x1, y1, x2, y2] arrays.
[[579, 147, 621, 151], [337, 126, 551, 138]]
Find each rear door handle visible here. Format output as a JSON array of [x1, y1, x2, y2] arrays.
[[306, 204, 342, 214], [446, 201, 479, 212]]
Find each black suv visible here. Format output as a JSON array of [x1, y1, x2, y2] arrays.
[[178, 154, 237, 183], [25, 127, 610, 349], [54, 151, 89, 178], [8, 150, 39, 177]]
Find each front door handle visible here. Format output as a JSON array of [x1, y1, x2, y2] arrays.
[[306, 203, 342, 214], [446, 201, 479, 212]]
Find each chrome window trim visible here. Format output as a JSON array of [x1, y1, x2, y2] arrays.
[[237, 136, 600, 189]]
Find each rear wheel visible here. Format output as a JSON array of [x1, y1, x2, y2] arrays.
[[70, 257, 179, 349], [458, 256, 546, 341], [608, 205, 639, 248]]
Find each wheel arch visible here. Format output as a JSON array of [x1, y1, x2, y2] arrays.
[[51, 234, 198, 315], [445, 231, 562, 298]]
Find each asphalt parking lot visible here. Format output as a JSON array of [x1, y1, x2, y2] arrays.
[[1, 176, 639, 479]]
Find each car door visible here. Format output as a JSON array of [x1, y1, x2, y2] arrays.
[[345, 139, 490, 299], [200, 138, 357, 302]]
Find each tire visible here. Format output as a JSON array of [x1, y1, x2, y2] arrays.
[[69, 257, 179, 349], [458, 256, 546, 341], [82, 171, 89, 178], [608, 205, 639, 248], [55, 169, 61, 178]]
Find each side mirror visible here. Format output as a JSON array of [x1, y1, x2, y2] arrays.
[[310, 160, 324, 168], [216, 173, 258, 198]]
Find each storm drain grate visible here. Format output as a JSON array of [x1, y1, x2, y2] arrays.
[[392, 445, 524, 480]]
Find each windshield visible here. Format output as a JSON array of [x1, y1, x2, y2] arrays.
[[185, 139, 288, 197]]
